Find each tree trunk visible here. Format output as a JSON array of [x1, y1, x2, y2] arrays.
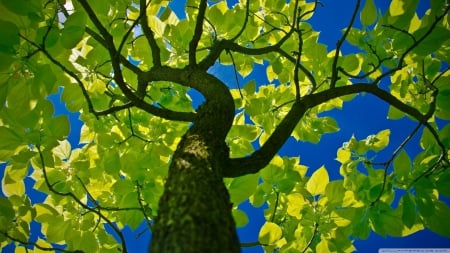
[[150, 100, 240, 252]]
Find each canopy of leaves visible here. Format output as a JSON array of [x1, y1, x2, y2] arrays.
[[0, 0, 449, 252]]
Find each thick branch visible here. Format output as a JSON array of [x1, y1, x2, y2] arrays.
[[224, 83, 431, 177], [77, 0, 196, 122]]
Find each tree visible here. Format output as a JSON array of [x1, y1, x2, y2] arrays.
[[0, 0, 449, 252]]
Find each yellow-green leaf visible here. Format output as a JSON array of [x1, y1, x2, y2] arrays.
[[232, 208, 249, 227], [286, 193, 305, 219], [259, 222, 282, 245], [372, 129, 390, 151], [306, 166, 329, 196]]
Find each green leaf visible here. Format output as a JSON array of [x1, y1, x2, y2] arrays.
[[436, 172, 450, 197], [61, 82, 85, 112], [228, 173, 259, 205], [306, 165, 329, 196], [416, 191, 435, 217], [79, 231, 99, 253], [401, 193, 416, 228], [353, 213, 370, 239], [423, 201, 450, 238], [393, 150, 411, 182], [60, 12, 87, 49], [259, 222, 282, 245], [435, 89, 450, 120], [48, 115, 70, 140], [249, 185, 266, 208], [0, 20, 19, 54], [260, 156, 284, 183], [232, 208, 249, 227], [0, 126, 24, 162], [360, 0, 377, 26], [0, 197, 15, 227], [1, 0, 40, 16]]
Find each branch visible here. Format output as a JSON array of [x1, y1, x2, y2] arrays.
[[368, 123, 422, 206], [329, 0, 360, 88], [301, 222, 319, 253], [1, 231, 82, 253], [189, 0, 207, 65], [136, 182, 154, 232], [224, 83, 432, 177], [85, 27, 142, 75], [198, 6, 296, 70], [36, 146, 129, 253], [117, 108, 154, 144], [139, 0, 161, 67], [19, 34, 99, 119], [77, 0, 197, 122], [240, 241, 264, 248], [230, 0, 250, 41]]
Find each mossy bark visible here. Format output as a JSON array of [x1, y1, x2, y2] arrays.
[[150, 93, 240, 252]]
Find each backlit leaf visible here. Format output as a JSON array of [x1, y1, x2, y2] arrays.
[[259, 222, 282, 245], [393, 150, 411, 182], [424, 201, 450, 238], [60, 12, 87, 49], [306, 166, 329, 196], [360, 0, 377, 26], [401, 193, 416, 228], [228, 173, 259, 205], [232, 208, 249, 227]]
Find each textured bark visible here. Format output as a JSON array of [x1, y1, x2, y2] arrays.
[[150, 95, 240, 252]]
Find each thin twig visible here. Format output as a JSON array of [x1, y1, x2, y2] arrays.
[[330, 0, 361, 88]]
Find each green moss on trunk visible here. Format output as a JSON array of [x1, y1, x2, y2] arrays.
[[150, 101, 239, 252]]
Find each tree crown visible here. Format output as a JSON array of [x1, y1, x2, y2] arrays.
[[0, 0, 449, 252]]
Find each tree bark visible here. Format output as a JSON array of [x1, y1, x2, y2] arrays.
[[150, 95, 240, 252]]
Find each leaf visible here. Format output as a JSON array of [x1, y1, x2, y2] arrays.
[[416, 191, 435, 217], [353, 213, 370, 239], [0, 20, 19, 54], [372, 129, 390, 151], [232, 208, 249, 227], [336, 148, 351, 164], [1, 0, 40, 16], [1, 177, 25, 197], [260, 156, 284, 183], [47, 115, 70, 141], [436, 172, 450, 197], [0, 126, 24, 162], [435, 89, 450, 120], [259, 222, 282, 245], [0, 197, 15, 228], [53, 140, 72, 161], [286, 193, 305, 219], [423, 201, 450, 238], [401, 193, 416, 229], [393, 150, 411, 182], [60, 12, 87, 49], [228, 173, 259, 205], [79, 231, 99, 253], [306, 166, 329, 196], [360, 0, 377, 26]]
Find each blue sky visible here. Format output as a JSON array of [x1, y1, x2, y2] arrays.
[[1, 0, 449, 252]]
